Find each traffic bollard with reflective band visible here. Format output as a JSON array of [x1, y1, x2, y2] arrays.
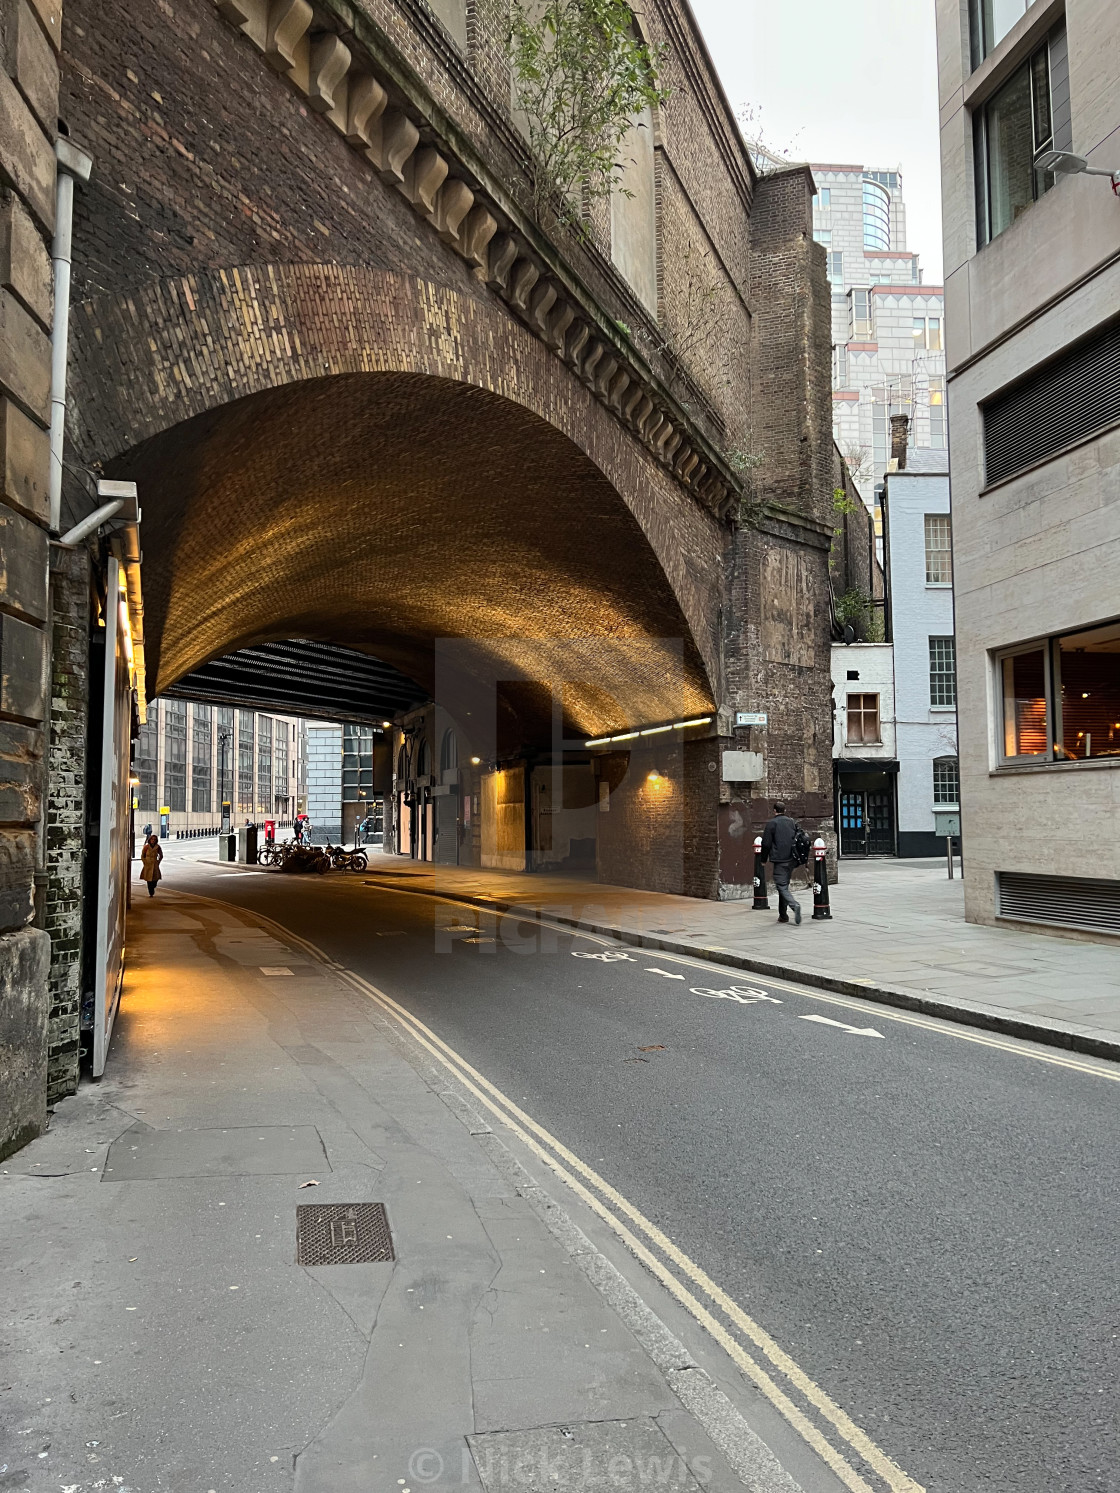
[[752, 835, 770, 909], [812, 838, 832, 919]]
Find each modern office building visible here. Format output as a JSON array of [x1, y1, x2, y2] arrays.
[[306, 722, 390, 845], [134, 702, 307, 835], [935, 0, 1120, 935], [810, 164, 947, 512]]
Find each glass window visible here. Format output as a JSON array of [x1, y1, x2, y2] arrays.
[[933, 758, 960, 806], [862, 178, 891, 250], [238, 710, 254, 813], [929, 637, 957, 707], [849, 289, 874, 340], [137, 704, 159, 815], [827, 251, 844, 283], [817, 187, 831, 207], [1001, 648, 1048, 759], [217, 707, 235, 809], [970, 0, 1029, 62], [191, 704, 211, 814], [846, 693, 881, 745], [163, 699, 187, 812], [924, 514, 953, 585], [976, 42, 1054, 244], [257, 716, 272, 814], [929, 376, 946, 449], [1053, 621, 1120, 762]]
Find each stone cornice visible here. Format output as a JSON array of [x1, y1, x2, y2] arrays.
[[210, 0, 740, 517]]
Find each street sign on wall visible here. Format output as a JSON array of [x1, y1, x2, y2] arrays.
[[735, 711, 768, 727]]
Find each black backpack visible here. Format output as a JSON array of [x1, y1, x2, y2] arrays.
[[791, 825, 812, 867]]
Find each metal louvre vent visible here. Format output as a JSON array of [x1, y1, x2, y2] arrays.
[[998, 871, 1120, 934], [983, 319, 1120, 486]]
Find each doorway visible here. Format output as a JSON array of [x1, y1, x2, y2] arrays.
[[838, 783, 895, 856]]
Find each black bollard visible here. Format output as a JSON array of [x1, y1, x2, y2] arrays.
[[812, 839, 832, 919], [752, 835, 770, 910]]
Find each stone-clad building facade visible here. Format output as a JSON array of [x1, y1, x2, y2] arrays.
[[2, 0, 840, 1151], [0, 0, 60, 1158]]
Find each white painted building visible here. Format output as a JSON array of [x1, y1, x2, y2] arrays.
[[882, 449, 959, 856], [832, 642, 898, 856], [935, 0, 1120, 937], [810, 165, 946, 514]]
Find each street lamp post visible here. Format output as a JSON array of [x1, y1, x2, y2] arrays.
[[218, 726, 232, 834]]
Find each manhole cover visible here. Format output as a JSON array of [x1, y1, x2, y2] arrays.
[[296, 1203, 395, 1265]]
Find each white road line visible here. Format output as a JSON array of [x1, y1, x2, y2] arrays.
[[799, 1014, 884, 1038], [645, 967, 685, 979]]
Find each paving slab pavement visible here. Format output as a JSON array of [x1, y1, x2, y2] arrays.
[[0, 890, 834, 1493]]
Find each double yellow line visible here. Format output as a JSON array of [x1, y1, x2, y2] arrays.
[[208, 894, 925, 1493]]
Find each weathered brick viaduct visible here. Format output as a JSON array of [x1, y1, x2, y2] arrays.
[[0, 0, 836, 1150]]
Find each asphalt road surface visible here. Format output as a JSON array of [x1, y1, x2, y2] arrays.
[[172, 856, 1120, 1493]]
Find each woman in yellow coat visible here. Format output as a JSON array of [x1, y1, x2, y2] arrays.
[[139, 833, 163, 897]]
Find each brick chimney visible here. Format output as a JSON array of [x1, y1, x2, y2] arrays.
[[890, 413, 909, 470]]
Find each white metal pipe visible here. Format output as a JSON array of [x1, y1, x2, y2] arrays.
[[55, 497, 123, 548], [48, 139, 93, 534]]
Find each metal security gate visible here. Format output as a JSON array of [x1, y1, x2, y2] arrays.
[[839, 789, 894, 856]]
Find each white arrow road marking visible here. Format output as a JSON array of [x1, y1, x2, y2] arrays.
[[645, 967, 685, 979], [690, 986, 783, 1005], [799, 1014, 885, 1038]]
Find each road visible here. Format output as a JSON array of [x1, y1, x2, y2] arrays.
[[173, 854, 1120, 1493]]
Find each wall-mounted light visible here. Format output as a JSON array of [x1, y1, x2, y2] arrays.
[[584, 715, 713, 748], [381, 720, 392, 728], [470, 756, 481, 765]]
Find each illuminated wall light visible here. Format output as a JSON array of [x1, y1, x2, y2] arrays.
[[640, 724, 672, 736], [673, 716, 713, 729], [470, 756, 481, 765], [612, 731, 639, 742], [584, 736, 611, 747]]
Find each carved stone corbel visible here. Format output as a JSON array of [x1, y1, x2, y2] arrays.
[[460, 205, 497, 268], [345, 74, 387, 147], [485, 234, 519, 291], [265, 0, 312, 73], [507, 259, 540, 312], [307, 33, 350, 113], [404, 147, 449, 216], [216, 0, 252, 27], [370, 111, 420, 184], [528, 281, 557, 338], [433, 180, 475, 243]]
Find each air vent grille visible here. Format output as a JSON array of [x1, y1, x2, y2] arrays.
[[983, 319, 1120, 487], [998, 870, 1120, 934]]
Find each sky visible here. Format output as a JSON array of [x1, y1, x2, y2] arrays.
[[688, 0, 945, 281]]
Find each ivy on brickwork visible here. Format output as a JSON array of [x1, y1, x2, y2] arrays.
[[509, 0, 668, 228]]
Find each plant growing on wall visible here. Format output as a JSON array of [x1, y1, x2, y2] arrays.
[[509, 0, 668, 228]]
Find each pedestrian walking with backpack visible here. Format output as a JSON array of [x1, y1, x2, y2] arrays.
[[761, 803, 811, 926]]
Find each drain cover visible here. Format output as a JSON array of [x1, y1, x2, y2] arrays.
[[296, 1203, 394, 1265]]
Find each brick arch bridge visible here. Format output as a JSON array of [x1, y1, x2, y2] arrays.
[[0, 0, 847, 1148], [74, 261, 724, 731]]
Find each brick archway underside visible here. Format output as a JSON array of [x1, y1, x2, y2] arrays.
[[77, 267, 723, 736]]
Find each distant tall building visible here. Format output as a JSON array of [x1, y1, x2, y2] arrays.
[[810, 165, 946, 510]]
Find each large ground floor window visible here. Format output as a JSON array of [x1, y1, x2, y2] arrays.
[[997, 618, 1120, 765]]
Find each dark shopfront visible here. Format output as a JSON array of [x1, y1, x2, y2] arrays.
[[835, 760, 899, 857]]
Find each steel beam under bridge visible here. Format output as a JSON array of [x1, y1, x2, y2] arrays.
[[163, 640, 426, 725]]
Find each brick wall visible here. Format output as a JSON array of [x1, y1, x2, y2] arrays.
[[44, 542, 88, 1103], [0, 0, 58, 1159]]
